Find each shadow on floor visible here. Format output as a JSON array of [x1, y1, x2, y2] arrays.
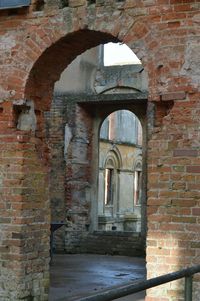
[[49, 254, 146, 301]]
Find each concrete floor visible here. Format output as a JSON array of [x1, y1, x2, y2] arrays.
[[49, 254, 146, 301]]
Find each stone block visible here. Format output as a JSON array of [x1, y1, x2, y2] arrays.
[[68, 0, 86, 7]]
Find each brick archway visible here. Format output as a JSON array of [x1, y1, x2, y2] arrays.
[[1, 2, 200, 301], [5, 22, 149, 300], [8, 9, 151, 105], [25, 30, 119, 109]]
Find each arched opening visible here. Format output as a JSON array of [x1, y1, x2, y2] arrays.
[[47, 43, 147, 300], [25, 30, 119, 107], [1, 4, 198, 301], [134, 159, 143, 207], [98, 110, 143, 236], [23, 30, 148, 300]]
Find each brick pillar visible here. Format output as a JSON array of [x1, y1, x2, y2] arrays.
[[64, 101, 94, 253], [45, 97, 66, 252], [146, 94, 200, 301], [0, 101, 50, 300]]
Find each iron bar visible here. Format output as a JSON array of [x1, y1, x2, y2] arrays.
[[77, 265, 200, 301], [185, 276, 193, 301]]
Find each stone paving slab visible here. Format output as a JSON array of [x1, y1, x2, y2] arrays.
[[49, 254, 146, 301]]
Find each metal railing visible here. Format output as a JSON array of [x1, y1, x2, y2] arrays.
[[77, 265, 200, 301]]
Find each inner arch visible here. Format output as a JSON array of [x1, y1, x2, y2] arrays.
[[25, 29, 119, 107]]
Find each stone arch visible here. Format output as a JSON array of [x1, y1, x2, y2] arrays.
[[101, 146, 122, 170], [98, 85, 142, 94], [99, 147, 122, 219], [134, 157, 143, 172]]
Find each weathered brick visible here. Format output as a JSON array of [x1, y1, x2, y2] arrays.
[[68, 0, 86, 7], [192, 208, 200, 216], [160, 92, 186, 101], [173, 149, 198, 157], [187, 166, 200, 173]]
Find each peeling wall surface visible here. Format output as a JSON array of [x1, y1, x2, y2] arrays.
[[0, 0, 200, 300]]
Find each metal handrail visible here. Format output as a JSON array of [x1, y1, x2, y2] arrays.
[[77, 265, 200, 301]]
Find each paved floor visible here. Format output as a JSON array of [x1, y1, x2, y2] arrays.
[[49, 254, 146, 301]]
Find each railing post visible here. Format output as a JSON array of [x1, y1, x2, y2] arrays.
[[185, 276, 193, 301]]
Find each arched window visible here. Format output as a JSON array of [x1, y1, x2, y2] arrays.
[[98, 110, 143, 232], [104, 158, 115, 206], [134, 160, 142, 206], [103, 150, 121, 217]]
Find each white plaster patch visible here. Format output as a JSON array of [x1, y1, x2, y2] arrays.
[[0, 172, 3, 189], [64, 124, 72, 158], [193, 13, 200, 24], [0, 35, 16, 50], [17, 100, 37, 131], [0, 87, 16, 101], [181, 40, 200, 87]]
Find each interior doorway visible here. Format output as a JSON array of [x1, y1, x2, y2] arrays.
[[98, 110, 143, 233], [42, 37, 148, 300], [45, 39, 148, 256]]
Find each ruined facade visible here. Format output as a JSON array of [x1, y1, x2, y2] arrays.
[[0, 0, 200, 300]]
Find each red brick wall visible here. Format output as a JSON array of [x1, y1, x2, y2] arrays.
[[0, 0, 200, 300], [0, 102, 50, 299]]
